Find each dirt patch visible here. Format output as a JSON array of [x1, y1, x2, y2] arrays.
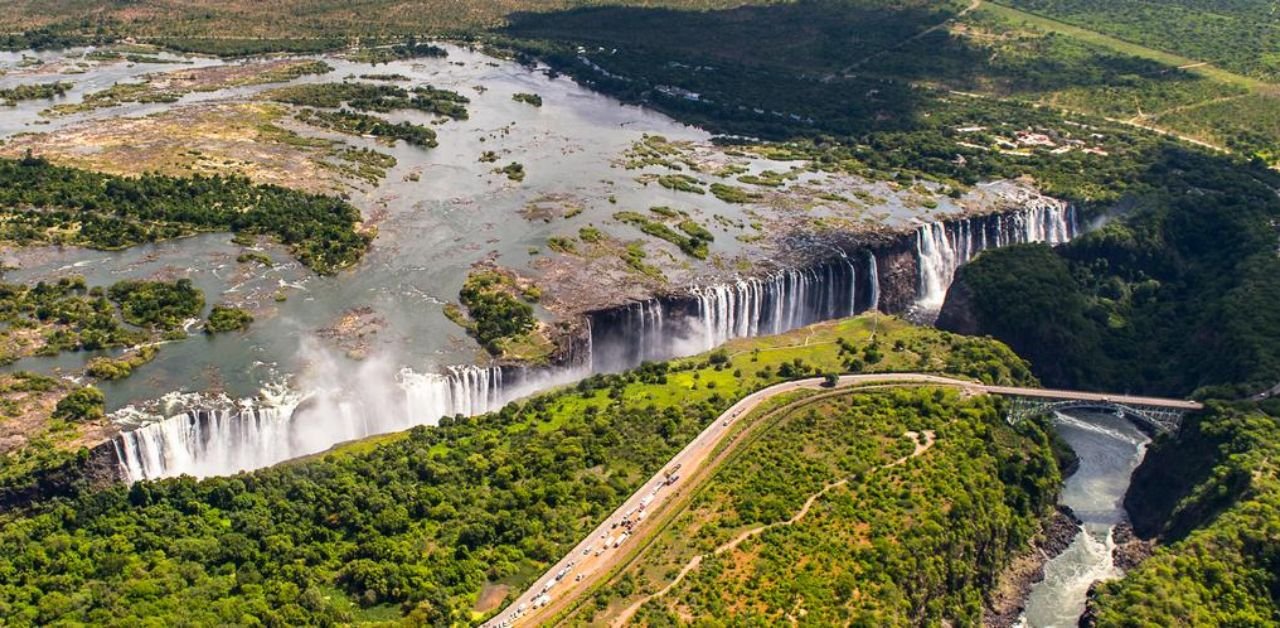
[[0, 373, 116, 457], [519, 193, 585, 222], [43, 58, 332, 116], [2, 102, 379, 194], [475, 582, 511, 615]]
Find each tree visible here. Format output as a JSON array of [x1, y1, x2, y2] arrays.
[[52, 385, 104, 422]]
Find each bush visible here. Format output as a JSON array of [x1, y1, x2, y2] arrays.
[[52, 386, 105, 422], [204, 305, 254, 334]]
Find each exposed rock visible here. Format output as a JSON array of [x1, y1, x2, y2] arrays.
[[936, 273, 980, 335], [316, 306, 387, 359], [1078, 581, 1102, 628], [869, 240, 918, 314], [1110, 521, 1155, 571], [984, 506, 1082, 627]]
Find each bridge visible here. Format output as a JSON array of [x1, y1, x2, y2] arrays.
[[486, 374, 1203, 627], [988, 385, 1204, 433]]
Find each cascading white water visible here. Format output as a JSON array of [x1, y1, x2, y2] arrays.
[[913, 201, 1077, 315], [113, 201, 1078, 483], [866, 250, 880, 311], [114, 365, 510, 481], [693, 264, 854, 351]]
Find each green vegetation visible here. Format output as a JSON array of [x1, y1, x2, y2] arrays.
[[0, 373, 89, 506], [107, 279, 204, 331], [50, 385, 104, 423], [453, 270, 537, 356], [348, 39, 448, 64], [588, 388, 1059, 625], [613, 211, 710, 259], [295, 108, 440, 148], [941, 147, 1280, 398], [0, 2, 760, 47], [512, 92, 543, 107], [263, 82, 470, 120], [656, 173, 704, 194], [0, 313, 1035, 625], [357, 73, 410, 81], [497, 161, 525, 181], [546, 236, 576, 254], [1003, 0, 1280, 82], [0, 276, 143, 362], [708, 182, 759, 204], [235, 251, 273, 267], [1089, 402, 1280, 624], [0, 29, 106, 52], [508, 0, 1279, 163], [86, 346, 160, 380], [0, 155, 369, 274], [0, 81, 70, 106], [204, 305, 254, 334], [150, 37, 347, 57]]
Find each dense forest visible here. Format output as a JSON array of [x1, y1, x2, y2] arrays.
[[448, 270, 540, 358], [938, 147, 1280, 398], [0, 315, 1034, 625], [505, 0, 1278, 164], [0, 155, 369, 274]]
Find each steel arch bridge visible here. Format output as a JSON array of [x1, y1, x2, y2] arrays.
[[1004, 395, 1190, 434]]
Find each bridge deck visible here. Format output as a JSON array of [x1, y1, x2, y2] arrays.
[[982, 385, 1203, 410]]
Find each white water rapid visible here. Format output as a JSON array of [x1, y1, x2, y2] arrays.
[[1018, 411, 1150, 627]]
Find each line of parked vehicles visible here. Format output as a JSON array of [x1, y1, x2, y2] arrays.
[[489, 459, 690, 625]]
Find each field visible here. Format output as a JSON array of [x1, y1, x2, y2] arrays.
[[1002, 0, 1280, 82]]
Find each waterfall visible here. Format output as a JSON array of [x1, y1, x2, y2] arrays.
[[113, 365, 507, 481], [591, 256, 865, 371], [913, 201, 1077, 316], [866, 250, 880, 311], [111, 200, 1080, 483]]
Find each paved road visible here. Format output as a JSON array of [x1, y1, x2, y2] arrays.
[[983, 385, 1204, 409], [484, 374, 1199, 627]]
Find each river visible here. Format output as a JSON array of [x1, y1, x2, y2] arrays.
[[1019, 411, 1150, 627]]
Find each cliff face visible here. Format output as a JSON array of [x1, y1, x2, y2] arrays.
[[1123, 412, 1243, 541], [871, 240, 918, 314], [0, 441, 125, 512], [935, 273, 980, 335]]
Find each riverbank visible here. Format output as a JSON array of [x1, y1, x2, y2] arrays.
[[984, 507, 1081, 626]]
